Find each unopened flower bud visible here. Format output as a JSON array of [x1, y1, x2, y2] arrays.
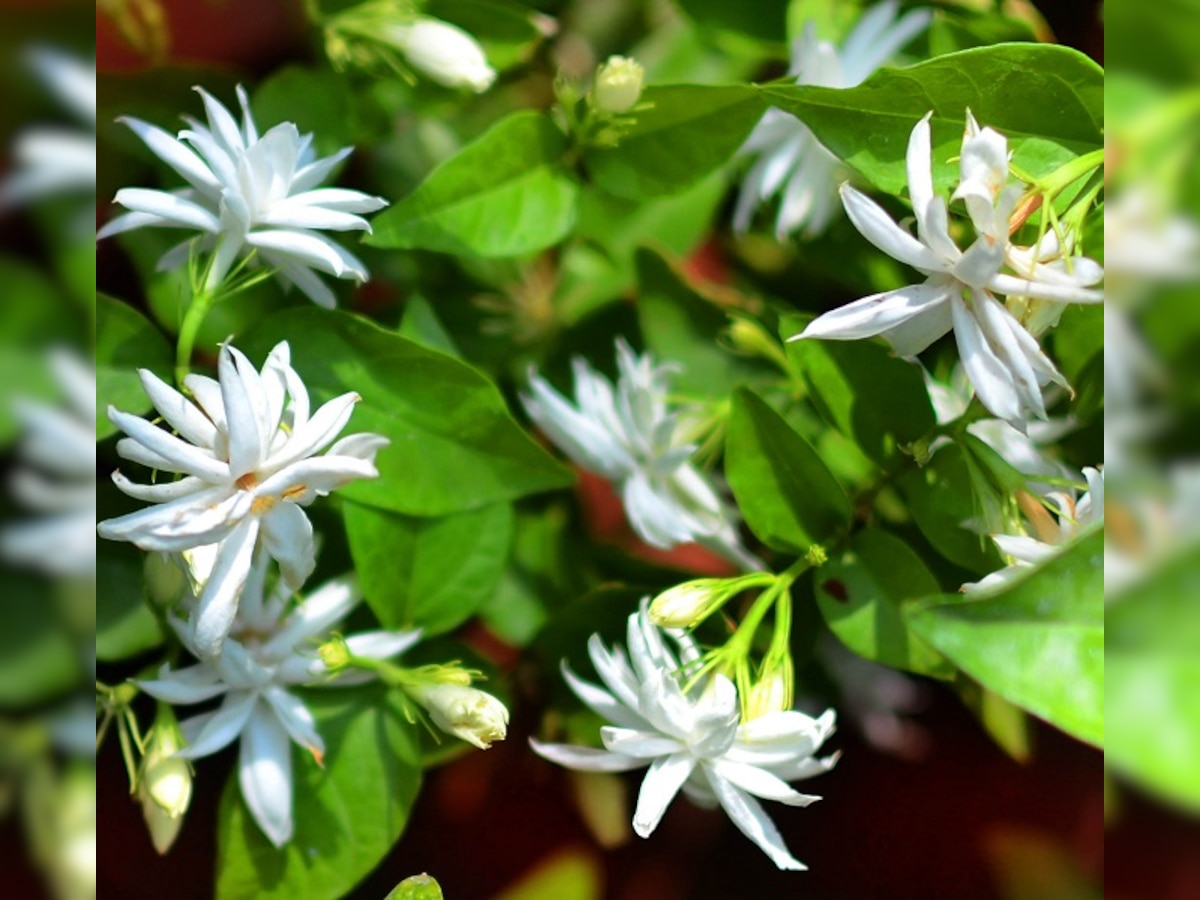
[[414, 683, 509, 749], [138, 708, 192, 854], [318, 635, 352, 672], [649, 578, 726, 628], [745, 672, 791, 720], [593, 56, 644, 113], [384, 17, 496, 93]]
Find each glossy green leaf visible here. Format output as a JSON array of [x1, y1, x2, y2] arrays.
[[241, 307, 572, 516], [635, 248, 767, 398], [816, 529, 953, 679], [899, 443, 1001, 572], [585, 85, 766, 199], [252, 65, 385, 154], [216, 687, 422, 900], [762, 43, 1104, 196], [725, 388, 851, 553], [344, 500, 513, 635], [96, 542, 164, 662], [96, 293, 172, 440], [1106, 549, 1200, 813], [783, 313, 936, 466], [368, 112, 579, 257], [906, 527, 1103, 747]]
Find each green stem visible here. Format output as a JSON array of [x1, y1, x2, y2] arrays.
[[1035, 149, 1105, 198], [175, 287, 220, 387]]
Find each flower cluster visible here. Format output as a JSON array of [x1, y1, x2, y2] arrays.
[[97, 86, 387, 307], [97, 340, 387, 658], [532, 601, 837, 870], [735, 1, 931, 239], [522, 339, 758, 571], [138, 554, 421, 846], [793, 111, 1104, 426]]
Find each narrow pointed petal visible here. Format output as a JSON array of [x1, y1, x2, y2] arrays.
[[97, 486, 245, 551], [707, 772, 807, 871], [601, 727, 684, 759], [139, 369, 219, 447], [238, 704, 295, 846], [191, 516, 261, 659], [247, 229, 366, 280], [622, 471, 694, 549], [259, 573, 358, 658], [710, 759, 822, 807], [137, 666, 229, 704], [219, 344, 270, 479], [528, 738, 645, 773], [951, 296, 1022, 424], [258, 201, 373, 232], [262, 687, 325, 759], [840, 183, 946, 273], [291, 147, 353, 193], [260, 253, 338, 308], [112, 187, 220, 233], [265, 392, 359, 470], [987, 272, 1104, 304], [195, 86, 246, 157], [259, 502, 316, 591], [632, 753, 695, 837], [280, 188, 388, 213], [561, 663, 648, 731], [521, 374, 632, 479], [175, 691, 257, 759], [342, 629, 422, 661], [108, 406, 229, 481], [109, 472, 209, 503], [254, 456, 379, 503], [796, 281, 952, 345], [117, 116, 220, 194]]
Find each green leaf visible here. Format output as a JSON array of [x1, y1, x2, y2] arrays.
[[368, 112, 579, 257], [816, 529, 953, 679], [906, 527, 1103, 747], [241, 307, 572, 516], [674, 0, 788, 41], [0, 574, 84, 708], [783, 313, 936, 466], [725, 388, 851, 553], [252, 66, 385, 154], [635, 248, 766, 398], [1106, 549, 1200, 813], [96, 294, 172, 440], [216, 687, 422, 900], [96, 543, 164, 662], [898, 443, 1002, 572], [344, 500, 513, 635], [761, 43, 1104, 196], [585, 85, 766, 200], [386, 874, 444, 900]]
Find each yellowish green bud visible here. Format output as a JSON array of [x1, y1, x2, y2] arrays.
[[593, 55, 644, 113], [745, 672, 791, 720], [318, 635, 352, 672], [649, 578, 727, 628], [143, 551, 186, 608], [383, 17, 496, 92], [138, 706, 192, 854]]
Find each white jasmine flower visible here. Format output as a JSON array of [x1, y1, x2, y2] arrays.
[[97, 340, 388, 658], [792, 112, 1104, 426], [412, 683, 509, 749], [593, 55, 645, 114], [521, 339, 758, 570], [734, 1, 930, 239], [0, 49, 96, 212], [96, 85, 388, 308], [383, 17, 496, 93], [963, 466, 1103, 593], [531, 602, 837, 870], [137, 557, 421, 847], [0, 350, 96, 578]]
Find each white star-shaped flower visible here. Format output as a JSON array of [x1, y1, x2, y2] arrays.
[[138, 556, 420, 847], [531, 602, 837, 870], [963, 466, 1104, 593], [97, 340, 388, 658], [734, 1, 931, 239], [0, 350, 96, 578], [521, 339, 758, 570], [96, 85, 388, 308], [792, 111, 1104, 426]]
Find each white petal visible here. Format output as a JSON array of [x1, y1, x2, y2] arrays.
[[840, 183, 946, 273], [342, 629, 421, 660], [796, 281, 952, 345], [219, 344, 270, 479], [521, 373, 633, 479], [195, 86, 246, 157], [109, 472, 209, 503], [175, 691, 257, 759], [291, 146, 353, 193], [706, 769, 807, 870], [632, 752, 695, 837], [258, 201, 373, 232], [238, 703, 295, 847], [561, 662, 647, 731], [622, 471, 693, 549], [262, 686, 325, 760], [265, 391, 360, 471], [259, 251, 338, 308], [282, 187, 388, 213], [951, 295, 1022, 425], [988, 272, 1104, 304], [260, 574, 359, 659], [710, 759, 822, 807], [258, 502, 316, 592], [992, 533, 1057, 564], [96, 486, 246, 551], [112, 187, 219, 233], [191, 516, 261, 659], [247, 229, 367, 280], [600, 726, 684, 759], [117, 116, 220, 194], [139, 369, 219, 447], [254, 456, 379, 503], [108, 406, 229, 481], [528, 738, 645, 773], [137, 666, 228, 705], [586, 635, 642, 714]]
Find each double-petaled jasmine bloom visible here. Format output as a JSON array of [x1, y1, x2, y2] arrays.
[[521, 339, 757, 571], [96, 85, 387, 308], [138, 556, 421, 846], [0, 350, 96, 578], [97, 340, 388, 658], [963, 466, 1103, 593], [531, 602, 837, 870], [792, 112, 1104, 426], [734, 1, 930, 239]]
